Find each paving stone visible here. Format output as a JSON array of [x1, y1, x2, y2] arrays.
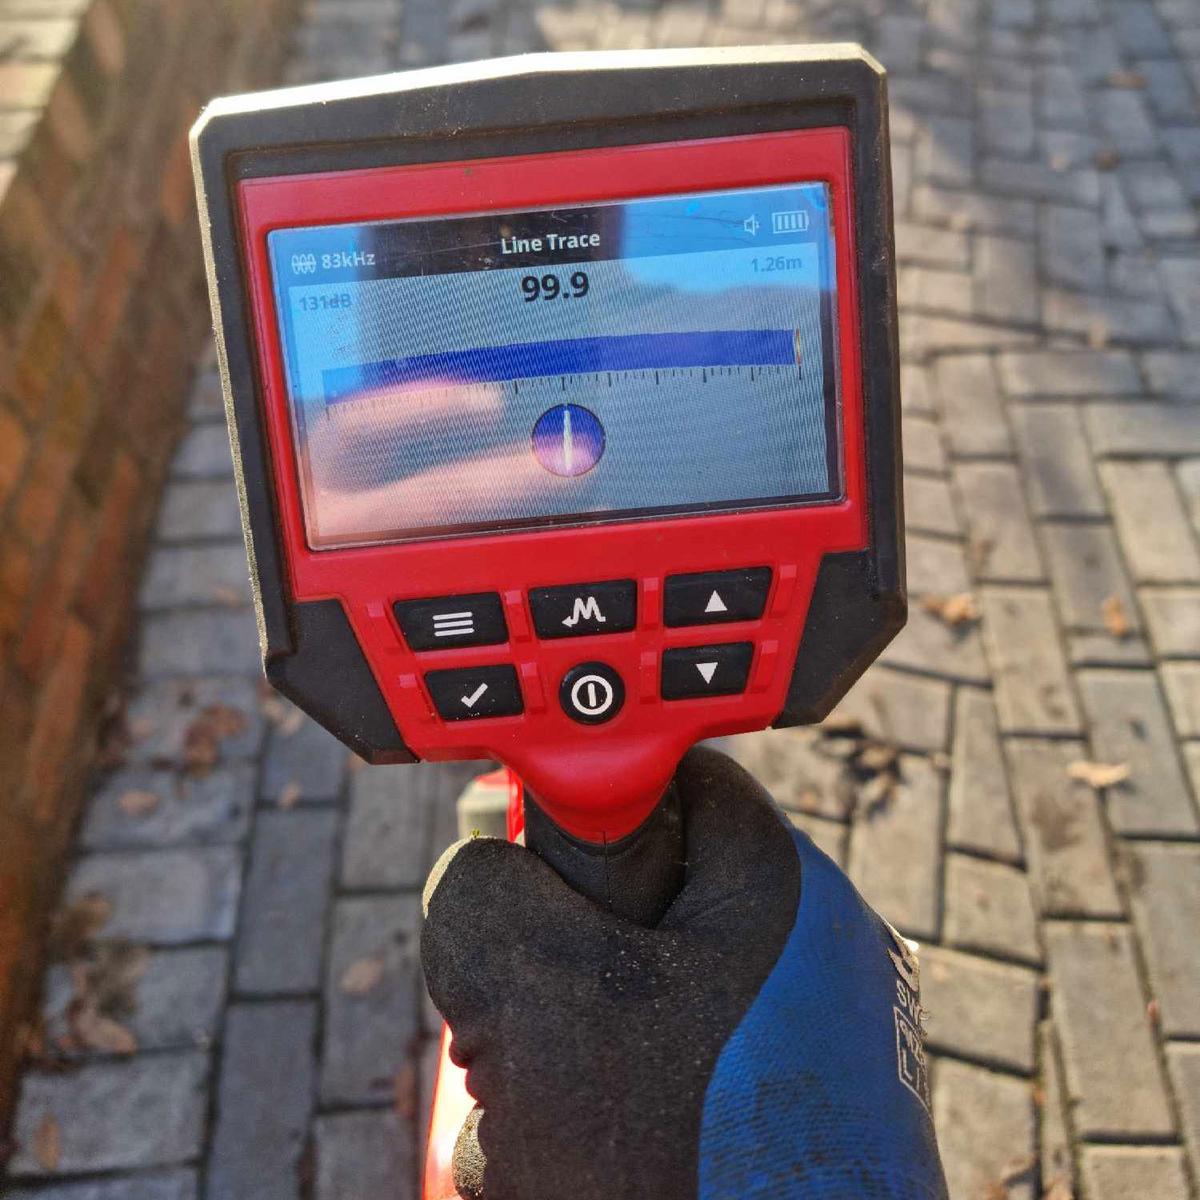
[[943, 853, 1040, 965], [956, 463, 1044, 582], [1041, 286, 1176, 346], [1068, 631, 1154, 668], [904, 312, 1038, 356], [138, 609, 260, 678], [980, 588, 1081, 733], [894, 220, 970, 269], [1167, 1043, 1200, 1183], [997, 349, 1141, 396], [880, 599, 990, 684], [1079, 1147, 1190, 1200], [1142, 350, 1200, 400], [1140, 587, 1200, 657], [1011, 404, 1107, 517], [1161, 661, 1200, 737], [5, 1173, 198, 1200], [235, 809, 337, 996], [322, 895, 422, 1105], [981, 156, 1098, 206], [933, 354, 1012, 456], [904, 472, 960, 536], [828, 666, 952, 752], [1078, 670, 1198, 836], [1037, 1021, 1074, 1198], [44, 947, 227, 1054], [156, 480, 243, 543], [1042, 524, 1138, 634], [207, 1002, 316, 1200], [914, 114, 973, 187], [729, 728, 855, 821], [784, 810, 847, 867], [1040, 203, 1106, 290], [1005, 739, 1122, 917], [898, 265, 973, 315], [342, 763, 442, 889], [901, 362, 937, 416], [920, 945, 1038, 1071], [907, 533, 972, 594], [974, 233, 1040, 324], [1100, 461, 1200, 584], [1044, 921, 1174, 1139], [260, 713, 348, 804], [900, 414, 946, 474], [8, 1054, 209, 1176], [846, 755, 942, 940], [1123, 843, 1200, 1038], [123, 676, 266, 766], [81, 765, 253, 849], [911, 184, 1035, 236], [139, 544, 252, 611], [946, 687, 1022, 863], [67, 847, 242, 945], [980, 87, 1035, 157], [1161, 256, 1200, 347], [314, 1110, 413, 1200], [1110, 247, 1166, 299], [932, 1059, 1036, 1200], [1087, 401, 1200, 457], [172, 423, 234, 479], [1098, 88, 1159, 156], [1179, 458, 1200, 530]]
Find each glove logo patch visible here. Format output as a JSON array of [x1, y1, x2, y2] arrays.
[[893, 1005, 931, 1112]]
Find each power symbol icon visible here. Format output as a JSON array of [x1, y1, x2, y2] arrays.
[[560, 662, 625, 725]]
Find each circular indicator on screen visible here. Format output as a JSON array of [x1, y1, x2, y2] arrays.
[[531, 404, 605, 477]]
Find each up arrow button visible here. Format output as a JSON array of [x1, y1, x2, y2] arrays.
[[664, 568, 773, 627], [704, 591, 728, 614]]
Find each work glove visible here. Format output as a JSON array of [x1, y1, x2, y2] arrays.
[[421, 746, 948, 1200]]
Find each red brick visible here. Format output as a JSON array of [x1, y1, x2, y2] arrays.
[[15, 500, 91, 681], [75, 449, 138, 624], [11, 297, 68, 421], [0, 172, 53, 336], [0, 402, 31, 509], [12, 427, 78, 544], [45, 73, 93, 165], [82, 226, 140, 373], [0, 536, 34, 644], [84, 0, 125, 76], [159, 131, 194, 229], [23, 613, 93, 823]]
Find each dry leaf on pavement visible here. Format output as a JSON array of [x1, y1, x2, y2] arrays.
[[33, 1114, 60, 1172], [340, 956, 385, 995], [1101, 595, 1131, 638], [1106, 69, 1146, 89], [48, 895, 112, 962], [118, 790, 160, 817], [71, 1007, 137, 1056], [183, 704, 248, 774], [920, 592, 980, 627], [278, 781, 302, 810], [1067, 760, 1131, 789]]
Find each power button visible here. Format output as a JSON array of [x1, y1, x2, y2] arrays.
[[560, 662, 625, 725]]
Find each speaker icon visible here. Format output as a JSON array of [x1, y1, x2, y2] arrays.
[[742, 214, 760, 236]]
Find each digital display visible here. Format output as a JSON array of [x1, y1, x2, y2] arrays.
[[268, 182, 841, 549]]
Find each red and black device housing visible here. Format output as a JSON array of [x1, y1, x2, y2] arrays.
[[190, 46, 904, 844]]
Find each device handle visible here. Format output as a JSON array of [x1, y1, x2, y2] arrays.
[[522, 786, 685, 927]]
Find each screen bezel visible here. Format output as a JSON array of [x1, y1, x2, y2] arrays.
[[266, 182, 845, 549]]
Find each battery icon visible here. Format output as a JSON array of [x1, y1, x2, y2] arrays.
[[772, 210, 809, 233]]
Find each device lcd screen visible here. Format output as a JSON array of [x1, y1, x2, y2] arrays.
[[267, 181, 841, 549]]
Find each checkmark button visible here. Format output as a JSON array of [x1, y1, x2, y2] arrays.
[[424, 665, 523, 722]]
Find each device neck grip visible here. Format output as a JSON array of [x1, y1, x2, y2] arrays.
[[522, 785, 685, 926]]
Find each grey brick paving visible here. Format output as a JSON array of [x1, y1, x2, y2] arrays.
[[10, 0, 1200, 1194], [206, 1002, 317, 1200]]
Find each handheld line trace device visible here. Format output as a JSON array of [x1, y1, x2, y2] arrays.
[[191, 45, 905, 855]]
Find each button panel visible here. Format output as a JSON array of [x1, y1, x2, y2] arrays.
[[395, 592, 507, 651], [661, 642, 754, 700], [424, 665, 523, 721], [663, 568, 772, 627], [529, 580, 636, 639], [560, 661, 626, 725]]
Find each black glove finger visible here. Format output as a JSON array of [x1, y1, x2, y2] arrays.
[[658, 744, 801, 941]]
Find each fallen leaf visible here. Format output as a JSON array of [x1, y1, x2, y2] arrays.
[[210, 585, 243, 607], [340, 956, 385, 995], [1049, 151, 1071, 172], [278, 781, 302, 810], [279, 706, 305, 737], [182, 704, 248, 774], [117, 790, 160, 817], [920, 592, 980, 627], [1101, 595, 1131, 638], [33, 1114, 60, 1172], [1107, 69, 1145, 89], [48, 894, 112, 962], [1094, 147, 1120, 170], [1043, 1174, 1074, 1200], [1087, 318, 1111, 349], [1067, 760, 1131, 789], [71, 1006, 137, 1056]]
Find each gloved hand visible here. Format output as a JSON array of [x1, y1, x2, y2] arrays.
[[421, 746, 948, 1200]]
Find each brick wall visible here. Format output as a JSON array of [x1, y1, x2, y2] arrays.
[[0, 0, 295, 1126]]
